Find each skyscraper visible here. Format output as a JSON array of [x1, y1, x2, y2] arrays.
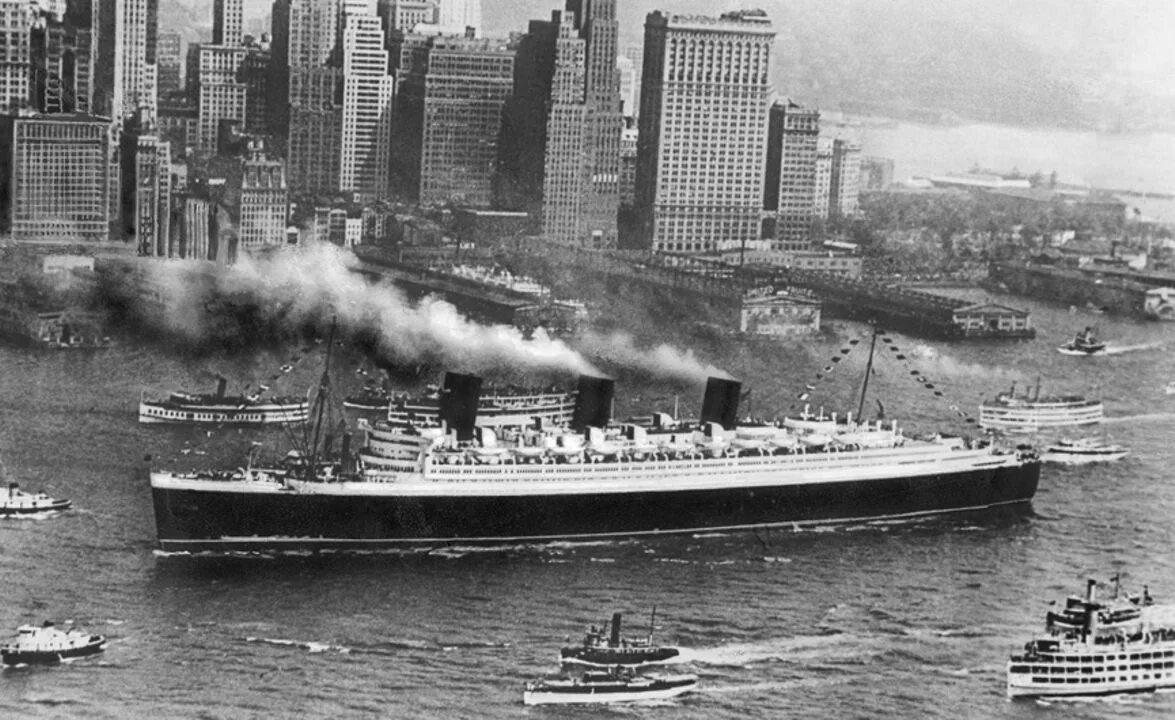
[[499, 1, 620, 248], [829, 138, 862, 218], [1, 113, 115, 243], [339, 4, 392, 200], [135, 132, 172, 255], [156, 30, 183, 98], [636, 10, 775, 253], [379, 0, 438, 32], [94, 0, 156, 119], [566, 0, 620, 247], [0, 1, 37, 114], [213, 0, 244, 47], [279, 0, 342, 196], [765, 100, 819, 252], [195, 44, 246, 151], [239, 142, 288, 248], [437, 0, 479, 34], [813, 136, 832, 221], [30, 10, 96, 114], [391, 32, 512, 207]]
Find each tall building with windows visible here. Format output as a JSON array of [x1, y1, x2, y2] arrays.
[[339, 4, 393, 200], [94, 0, 156, 119], [156, 30, 183, 98], [0, 113, 114, 243], [0, 0, 37, 113], [765, 100, 819, 252], [635, 10, 775, 253], [437, 0, 479, 34], [829, 138, 862, 218], [499, 1, 620, 247], [379, 0, 437, 31], [239, 141, 288, 248], [31, 10, 96, 114], [195, 44, 246, 151], [213, 0, 244, 46], [135, 132, 172, 255], [813, 136, 832, 220], [277, 0, 342, 196], [391, 32, 512, 206]]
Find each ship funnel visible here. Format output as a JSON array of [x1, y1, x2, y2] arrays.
[[1085, 578, 1097, 603], [610, 612, 622, 646], [572, 375, 614, 431], [701, 377, 742, 430], [439, 372, 483, 442], [216, 376, 227, 399], [340, 433, 352, 463]]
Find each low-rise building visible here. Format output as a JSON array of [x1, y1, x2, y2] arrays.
[[951, 302, 1033, 338], [740, 290, 821, 336]]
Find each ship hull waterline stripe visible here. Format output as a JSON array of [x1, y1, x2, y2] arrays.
[[153, 497, 1035, 552]]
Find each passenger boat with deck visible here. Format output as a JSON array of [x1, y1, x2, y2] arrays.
[[0, 482, 70, 516], [139, 377, 308, 425], [1, 621, 106, 666], [386, 382, 576, 429], [149, 343, 1041, 551], [979, 381, 1103, 432], [1041, 438, 1127, 464], [561, 610, 679, 667], [1008, 578, 1175, 699], [523, 666, 698, 705]]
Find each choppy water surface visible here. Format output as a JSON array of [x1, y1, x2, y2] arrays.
[[2, 294, 1174, 718]]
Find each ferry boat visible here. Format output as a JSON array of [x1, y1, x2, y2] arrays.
[[138, 377, 308, 425], [149, 366, 1041, 552], [1007, 579, 1175, 699], [978, 382, 1103, 432], [1041, 438, 1127, 464], [386, 380, 576, 429], [0, 482, 71, 516], [1, 621, 106, 665], [561, 611, 679, 668], [523, 667, 698, 705], [342, 384, 391, 411]]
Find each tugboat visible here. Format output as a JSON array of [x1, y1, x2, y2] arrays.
[[0, 482, 70, 516], [1, 621, 106, 666], [523, 666, 698, 705], [561, 610, 680, 667], [1057, 326, 1107, 356], [1041, 438, 1128, 464], [1007, 577, 1175, 699]]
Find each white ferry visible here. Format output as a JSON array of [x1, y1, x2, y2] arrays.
[[386, 377, 576, 429], [139, 378, 308, 426], [523, 668, 697, 705], [1041, 438, 1127, 464], [979, 382, 1102, 432], [1008, 579, 1175, 699], [2, 621, 106, 665]]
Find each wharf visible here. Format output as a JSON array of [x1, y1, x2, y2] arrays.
[[988, 261, 1159, 318]]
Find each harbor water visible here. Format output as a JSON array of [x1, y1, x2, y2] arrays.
[[2, 291, 1175, 718]]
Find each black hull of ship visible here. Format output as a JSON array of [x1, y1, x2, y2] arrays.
[[152, 461, 1040, 552]]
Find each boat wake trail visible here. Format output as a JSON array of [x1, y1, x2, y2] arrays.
[[1101, 412, 1175, 425], [675, 634, 880, 667], [1101, 342, 1164, 355], [245, 637, 352, 654]]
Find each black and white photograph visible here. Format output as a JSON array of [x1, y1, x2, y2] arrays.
[[1, 0, 1174, 716]]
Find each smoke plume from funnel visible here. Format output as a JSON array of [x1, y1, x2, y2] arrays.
[[576, 329, 732, 384], [137, 243, 601, 377]]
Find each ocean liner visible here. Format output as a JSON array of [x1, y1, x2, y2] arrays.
[[150, 364, 1041, 552]]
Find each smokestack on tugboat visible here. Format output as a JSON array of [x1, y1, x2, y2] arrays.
[[572, 376, 614, 431], [438, 372, 483, 442], [609, 612, 623, 647], [215, 376, 227, 399], [701, 377, 742, 430]]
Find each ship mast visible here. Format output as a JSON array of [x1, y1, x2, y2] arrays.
[[305, 318, 337, 480], [855, 325, 879, 420]]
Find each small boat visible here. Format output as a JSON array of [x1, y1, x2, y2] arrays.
[[1007, 578, 1175, 699], [2, 621, 106, 666], [1057, 326, 1107, 356], [1041, 438, 1127, 464], [523, 667, 697, 705], [561, 611, 680, 668], [342, 384, 390, 411], [0, 482, 70, 516]]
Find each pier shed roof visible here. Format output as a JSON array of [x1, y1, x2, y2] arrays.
[[952, 302, 1030, 318]]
